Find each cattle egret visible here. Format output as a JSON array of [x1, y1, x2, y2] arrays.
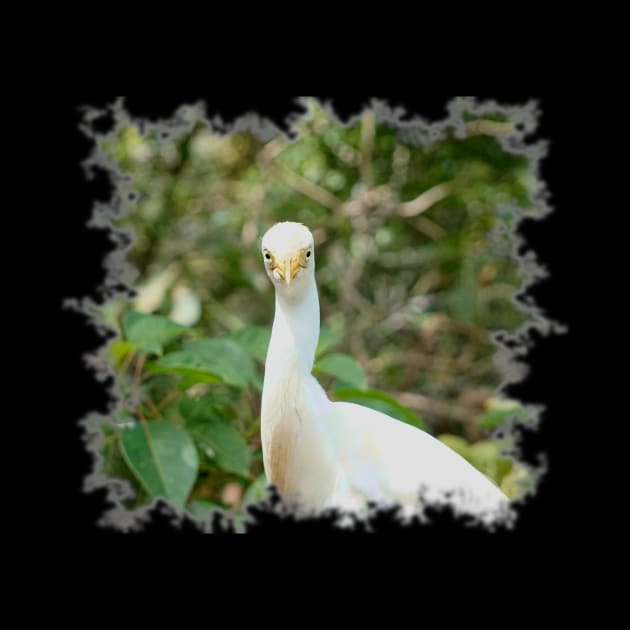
[[260, 221, 509, 524]]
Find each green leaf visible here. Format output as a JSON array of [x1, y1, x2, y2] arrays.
[[179, 391, 230, 423], [437, 433, 471, 458], [146, 355, 223, 387], [229, 326, 271, 362], [437, 434, 509, 486], [122, 310, 188, 356], [148, 338, 257, 388], [476, 408, 517, 430], [183, 338, 257, 387], [142, 373, 180, 404], [316, 327, 339, 358], [332, 387, 427, 430], [314, 353, 367, 389], [180, 393, 251, 477], [187, 499, 225, 521], [469, 438, 500, 463], [102, 435, 138, 486], [243, 473, 268, 507], [468, 439, 512, 484], [119, 420, 199, 508], [476, 403, 536, 430], [189, 420, 251, 477], [109, 339, 135, 364]]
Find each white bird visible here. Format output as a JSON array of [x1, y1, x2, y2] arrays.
[[260, 221, 509, 525]]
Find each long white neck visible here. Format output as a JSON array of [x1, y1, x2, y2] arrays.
[[264, 280, 320, 385], [261, 276, 338, 508]]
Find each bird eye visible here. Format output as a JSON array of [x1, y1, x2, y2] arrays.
[[265, 252, 271, 260], [306, 250, 311, 258]]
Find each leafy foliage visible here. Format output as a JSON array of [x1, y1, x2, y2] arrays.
[[95, 99, 537, 521], [122, 311, 188, 356], [180, 392, 251, 477], [314, 353, 367, 389], [332, 387, 427, 431], [120, 420, 199, 508]]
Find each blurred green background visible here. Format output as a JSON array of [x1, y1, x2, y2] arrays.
[[95, 98, 537, 527]]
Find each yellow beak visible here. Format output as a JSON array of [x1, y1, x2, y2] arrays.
[[274, 254, 303, 287]]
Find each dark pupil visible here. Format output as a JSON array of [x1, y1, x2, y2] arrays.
[[265, 253, 271, 260], [306, 250, 311, 258]]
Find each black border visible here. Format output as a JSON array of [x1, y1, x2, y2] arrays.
[[49, 96, 578, 547]]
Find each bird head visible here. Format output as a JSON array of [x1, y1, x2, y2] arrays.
[[262, 222, 315, 298]]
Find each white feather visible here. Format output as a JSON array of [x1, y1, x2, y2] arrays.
[[260, 222, 509, 524]]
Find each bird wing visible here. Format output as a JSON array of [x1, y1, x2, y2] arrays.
[[329, 401, 508, 518]]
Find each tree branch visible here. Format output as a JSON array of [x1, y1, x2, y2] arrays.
[[411, 216, 447, 240], [270, 161, 343, 211], [465, 119, 513, 137], [256, 135, 343, 211], [359, 110, 375, 187], [398, 182, 452, 218]]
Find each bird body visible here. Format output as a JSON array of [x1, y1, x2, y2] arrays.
[[260, 222, 509, 523]]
